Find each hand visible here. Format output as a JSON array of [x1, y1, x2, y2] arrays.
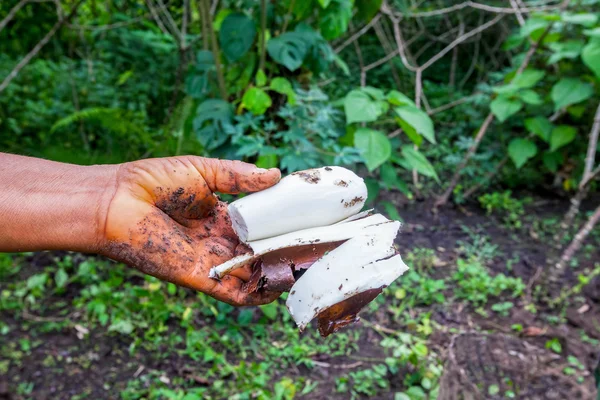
[[99, 156, 281, 306]]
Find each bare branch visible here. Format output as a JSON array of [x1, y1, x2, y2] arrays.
[[156, 0, 182, 40], [146, 0, 171, 36], [509, 0, 526, 26], [428, 94, 478, 115], [395, 0, 563, 18], [0, 0, 84, 94], [0, 0, 29, 33], [582, 103, 600, 185], [335, 14, 382, 54], [420, 14, 503, 71], [555, 204, 600, 271]]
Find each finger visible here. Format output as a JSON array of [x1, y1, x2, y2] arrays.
[[206, 275, 282, 306], [229, 264, 252, 281], [187, 157, 281, 194]]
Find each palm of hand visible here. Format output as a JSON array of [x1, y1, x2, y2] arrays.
[[100, 156, 280, 306]]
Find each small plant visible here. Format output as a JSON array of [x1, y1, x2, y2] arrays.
[[478, 191, 529, 229], [545, 338, 562, 354], [453, 258, 525, 306], [491, 301, 514, 317]]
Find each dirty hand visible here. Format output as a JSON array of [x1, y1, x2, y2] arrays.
[[0, 153, 281, 306]]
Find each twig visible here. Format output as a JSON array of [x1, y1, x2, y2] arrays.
[[428, 94, 477, 115], [156, 0, 182, 40], [0, 0, 84, 94], [202, 0, 227, 99], [0, 0, 29, 33], [281, 0, 295, 34], [434, 21, 556, 210], [146, 0, 171, 36], [334, 14, 382, 54], [556, 205, 600, 271], [395, 0, 563, 18], [419, 14, 504, 71], [509, 0, 526, 26], [259, 0, 267, 71], [556, 102, 600, 243]]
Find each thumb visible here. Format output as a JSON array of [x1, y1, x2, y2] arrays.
[[187, 157, 281, 194]]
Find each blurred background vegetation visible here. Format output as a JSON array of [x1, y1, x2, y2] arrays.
[[2, 0, 600, 399]]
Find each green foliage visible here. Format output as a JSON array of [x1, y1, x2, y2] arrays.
[[478, 191, 527, 229], [219, 13, 257, 62], [354, 128, 391, 171], [453, 258, 525, 306]]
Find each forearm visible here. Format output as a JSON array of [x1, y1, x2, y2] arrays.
[[0, 153, 118, 252]]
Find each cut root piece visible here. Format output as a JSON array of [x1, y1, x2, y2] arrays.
[[208, 214, 394, 279], [206, 166, 408, 336], [228, 166, 367, 242], [285, 226, 407, 334]]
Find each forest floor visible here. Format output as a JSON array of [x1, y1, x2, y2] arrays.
[[1, 191, 599, 400]]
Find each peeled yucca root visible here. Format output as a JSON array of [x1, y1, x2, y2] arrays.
[[210, 166, 408, 336]]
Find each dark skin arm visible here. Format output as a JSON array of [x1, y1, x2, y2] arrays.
[[0, 153, 281, 306]]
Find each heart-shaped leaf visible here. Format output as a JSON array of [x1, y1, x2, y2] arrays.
[[508, 138, 538, 169], [551, 78, 593, 111], [491, 96, 523, 122], [550, 125, 577, 152], [354, 128, 391, 171]]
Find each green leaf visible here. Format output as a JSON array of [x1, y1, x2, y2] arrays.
[[269, 77, 296, 105], [361, 86, 385, 100], [193, 100, 233, 149], [525, 116, 553, 142], [333, 54, 350, 76], [512, 69, 545, 89], [381, 201, 402, 221], [508, 138, 538, 169], [241, 87, 272, 115], [582, 39, 600, 79], [520, 18, 550, 38], [219, 13, 256, 62], [256, 154, 278, 169], [255, 69, 267, 87], [387, 90, 416, 107], [547, 40, 584, 64], [109, 319, 134, 335], [364, 177, 380, 205], [488, 384, 500, 395], [492, 84, 519, 95], [503, 34, 524, 50], [213, 9, 232, 31], [344, 90, 383, 124], [584, 28, 600, 38], [27, 273, 48, 290], [317, 0, 332, 7], [394, 106, 436, 144], [550, 125, 577, 152], [401, 145, 439, 182], [551, 78, 594, 111], [259, 303, 278, 320], [396, 117, 423, 146], [380, 163, 410, 195], [356, 0, 383, 22], [562, 13, 599, 27], [267, 32, 309, 71], [490, 96, 523, 122], [354, 128, 391, 171], [319, 0, 352, 40], [55, 269, 68, 288], [519, 90, 543, 105], [543, 151, 564, 173]]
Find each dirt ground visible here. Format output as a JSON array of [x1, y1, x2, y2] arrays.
[[1, 193, 599, 399]]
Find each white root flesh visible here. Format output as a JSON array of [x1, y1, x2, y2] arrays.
[[285, 224, 407, 330], [209, 214, 393, 279], [228, 166, 367, 242]]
